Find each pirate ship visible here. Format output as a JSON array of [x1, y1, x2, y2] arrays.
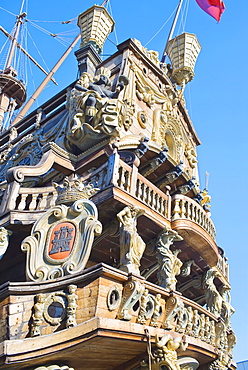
[[0, 2, 236, 370]]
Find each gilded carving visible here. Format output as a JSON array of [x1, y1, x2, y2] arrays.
[[0, 227, 12, 260], [31, 285, 78, 336], [152, 333, 188, 370], [119, 99, 135, 130], [66, 284, 78, 328], [137, 289, 155, 324], [66, 71, 129, 151], [137, 111, 148, 129], [21, 176, 102, 281], [117, 206, 146, 275], [107, 285, 122, 311], [156, 229, 183, 291], [192, 309, 200, 338], [117, 278, 145, 320], [132, 39, 160, 67], [220, 285, 235, 328], [227, 332, 237, 354], [150, 293, 162, 327], [31, 293, 46, 337], [203, 268, 223, 316], [163, 294, 184, 330], [185, 144, 198, 169]]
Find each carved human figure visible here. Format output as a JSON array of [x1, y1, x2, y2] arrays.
[[137, 289, 149, 324], [117, 206, 145, 275], [66, 284, 78, 328], [185, 306, 193, 335], [192, 309, 200, 338], [205, 316, 211, 343], [74, 74, 127, 124], [220, 285, 235, 328], [66, 72, 128, 151], [156, 229, 183, 291], [199, 314, 206, 341], [152, 333, 188, 370], [203, 268, 222, 316], [150, 293, 161, 327], [31, 293, 46, 337]]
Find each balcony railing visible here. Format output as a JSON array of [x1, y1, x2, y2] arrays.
[[0, 153, 170, 220], [171, 194, 216, 240]]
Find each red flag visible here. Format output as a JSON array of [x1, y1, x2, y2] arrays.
[[196, 0, 225, 21]]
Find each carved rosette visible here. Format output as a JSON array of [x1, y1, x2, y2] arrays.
[[21, 197, 102, 281]]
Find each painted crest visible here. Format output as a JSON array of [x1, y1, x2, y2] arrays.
[[48, 222, 76, 260], [21, 177, 102, 281]]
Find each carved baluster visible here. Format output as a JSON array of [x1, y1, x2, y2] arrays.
[[37, 192, 49, 210], [118, 166, 125, 190], [124, 170, 131, 192], [149, 189, 154, 208], [172, 198, 181, 220], [180, 199, 186, 218], [18, 193, 28, 210], [154, 193, 159, 212], [162, 199, 167, 217], [188, 202, 193, 220], [136, 179, 141, 199], [29, 194, 38, 211], [140, 182, 145, 201]]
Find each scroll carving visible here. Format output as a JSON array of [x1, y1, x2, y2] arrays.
[[117, 278, 145, 320]]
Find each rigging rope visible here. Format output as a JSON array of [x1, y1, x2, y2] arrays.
[[27, 29, 50, 74], [106, 1, 118, 45], [0, 6, 17, 17], [144, 5, 178, 47]]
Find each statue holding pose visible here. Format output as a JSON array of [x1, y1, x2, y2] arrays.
[[117, 206, 145, 275]]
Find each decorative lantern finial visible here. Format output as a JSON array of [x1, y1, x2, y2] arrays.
[[77, 5, 115, 54]]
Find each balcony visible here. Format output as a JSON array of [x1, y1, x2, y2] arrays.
[[0, 263, 236, 370], [171, 194, 219, 267], [0, 151, 171, 227]]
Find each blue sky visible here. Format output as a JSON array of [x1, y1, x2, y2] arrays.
[[0, 0, 247, 362]]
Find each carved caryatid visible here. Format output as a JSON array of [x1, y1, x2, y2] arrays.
[[156, 229, 183, 291], [220, 285, 235, 328], [117, 206, 146, 275], [203, 268, 223, 316], [21, 176, 102, 281], [0, 227, 12, 260], [66, 70, 129, 151]]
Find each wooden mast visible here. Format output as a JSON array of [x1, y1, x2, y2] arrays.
[[161, 0, 184, 63]]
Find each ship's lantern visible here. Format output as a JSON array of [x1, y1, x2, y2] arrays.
[[77, 5, 115, 53], [166, 32, 201, 86]]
